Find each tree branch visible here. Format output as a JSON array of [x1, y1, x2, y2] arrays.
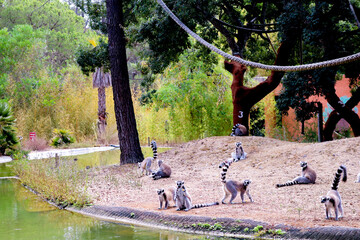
[[349, 0, 360, 29]]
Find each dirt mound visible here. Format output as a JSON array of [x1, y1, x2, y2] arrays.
[[87, 136, 360, 229]]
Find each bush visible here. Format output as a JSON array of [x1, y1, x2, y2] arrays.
[[0, 102, 19, 155], [23, 137, 48, 151], [11, 156, 91, 207], [50, 129, 75, 147]]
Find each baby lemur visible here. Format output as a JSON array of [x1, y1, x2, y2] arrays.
[[220, 162, 253, 204], [276, 161, 316, 187], [157, 187, 176, 209], [138, 140, 157, 176], [321, 165, 347, 221], [175, 181, 219, 211]]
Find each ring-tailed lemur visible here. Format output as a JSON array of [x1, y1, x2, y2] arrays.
[[230, 123, 248, 136], [175, 181, 219, 211], [276, 161, 316, 187], [321, 165, 347, 220], [157, 187, 176, 209], [218, 142, 247, 168], [220, 162, 253, 204], [152, 159, 172, 180], [138, 140, 157, 176]]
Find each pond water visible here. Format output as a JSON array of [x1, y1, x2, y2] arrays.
[[0, 148, 241, 240]]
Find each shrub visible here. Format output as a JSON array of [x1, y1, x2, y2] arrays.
[[23, 137, 48, 151], [50, 129, 75, 147], [11, 156, 91, 207], [0, 102, 19, 155]]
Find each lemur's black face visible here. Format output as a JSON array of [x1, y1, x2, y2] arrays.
[[300, 161, 307, 168], [157, 189, 164, 195], [236, 142, 242, 147], [176, 181, 184, 188], [243, 180, 251, 186], [321, 196, 332, 204]]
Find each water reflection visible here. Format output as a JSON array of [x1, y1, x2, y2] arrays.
[[0, 170, 241, 240], [0, 146, 244, 240]]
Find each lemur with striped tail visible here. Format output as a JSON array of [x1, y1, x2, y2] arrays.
[[138, 140, 157, 176], [220, 162, 253, 204], [152, 159, 172, 180], [157, 187, 176, 209], [321, 165, 347, 221], [218, 142, 247, 168], [276, 161, 316, 188], [230, 123, 248, 136], [175, 181, 219, 211]]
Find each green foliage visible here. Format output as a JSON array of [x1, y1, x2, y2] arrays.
[[50, 129, 76, 147], [0, 102, 19, 155], [252, 225, 263, 232], [250, 101, 265, 137], [6, 149, 30, 160], [76, 38, 110, 76], [267, 228, 286, 236], [277, 1, 360, 125], [136, 51, 232, 143], [0, 0, 88, 68], [11, 157, 91, 207]]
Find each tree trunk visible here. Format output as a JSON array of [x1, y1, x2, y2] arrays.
[[97, 86, 106, 143], [225, 40, 294, 134], [106, 0, 144, 164], [323, 87, 360, 140]]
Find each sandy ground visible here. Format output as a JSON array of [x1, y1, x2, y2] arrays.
[[86, 136, 360, 229]]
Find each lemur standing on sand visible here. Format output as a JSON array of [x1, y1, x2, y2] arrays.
[[321, 165, 347, 221], [138, 140, 157, 176], [220, 162, 253, 204]]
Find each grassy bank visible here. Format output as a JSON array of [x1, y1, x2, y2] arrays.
[[11, 157, 91, 207]]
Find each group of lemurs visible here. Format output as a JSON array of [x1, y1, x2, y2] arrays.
[[137, 128, 360, 220]]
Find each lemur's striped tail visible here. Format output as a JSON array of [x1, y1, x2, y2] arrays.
[[331, 165, 347, 190], [276, 181, 299, 188], [192, 202, 219, 209], [150, 140, 157, 159], [230, 123, 240, 136], [221, 162, 230, 183]]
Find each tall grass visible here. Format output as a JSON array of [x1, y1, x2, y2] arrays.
[[13, 64, 98, 142]]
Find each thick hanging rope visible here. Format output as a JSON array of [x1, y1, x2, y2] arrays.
[[157, 0, 360, 71]]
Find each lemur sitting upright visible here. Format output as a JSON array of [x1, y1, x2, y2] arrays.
[[219, 142, 247, 168], [174, 181, 219, 211], [157, 187, 176, 209]]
